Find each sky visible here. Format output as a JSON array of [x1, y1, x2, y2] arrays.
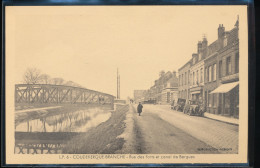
[[11, 6, 244, 99]]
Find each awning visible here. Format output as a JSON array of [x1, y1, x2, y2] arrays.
[[191, 91, 200, 94], [210, 82, 239, 94]]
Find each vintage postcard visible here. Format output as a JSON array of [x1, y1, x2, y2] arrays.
[[5, 5, 248, 164]]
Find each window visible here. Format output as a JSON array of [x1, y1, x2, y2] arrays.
[[190, 73, 192, 85], [224, 36, 227, 47], [182, 74, 184, 86], [179, 75, 181, 86], [185, 72, 187, 85], [213, 64, 217, 81], [196, 70, 199, 84], [188, 70, 190, 84], [193, 57, 196, 64], [208, 66, 212, 82], [205, 67, 208, 82], [219, 60, 223, 78], [226, 56, 231, 75], [200, 68, 203, 83], [193, 72, 195, 85], [235, 53, 239, 73]]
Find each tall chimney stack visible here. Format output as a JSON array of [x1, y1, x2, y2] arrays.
[[117, 68, 120, 99]]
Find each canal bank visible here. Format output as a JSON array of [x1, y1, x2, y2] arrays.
[[63, 104, 129, 154], [15, 104, 112, 127]]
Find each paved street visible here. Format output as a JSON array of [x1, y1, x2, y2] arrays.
[[130, 104, 238, 154]]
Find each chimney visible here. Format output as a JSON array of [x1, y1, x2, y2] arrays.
[[202, 35, 208, 49], [172, 71, 176, 77], [192, 53, 197, 58], [218, 24, 225, 38], [197, 41, 202, 53], [192, 53, 197, 64]]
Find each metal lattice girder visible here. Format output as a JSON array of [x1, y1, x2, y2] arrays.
[[15, 84, 115, 105]]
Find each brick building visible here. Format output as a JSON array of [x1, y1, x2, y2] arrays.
[[204, 20, 239, 118], [177, 17, 239, 119]]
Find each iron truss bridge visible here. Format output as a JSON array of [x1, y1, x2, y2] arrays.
[[15, 84, 115, 105]]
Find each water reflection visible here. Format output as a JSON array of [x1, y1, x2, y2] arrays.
[[15, 108, 111, 133]]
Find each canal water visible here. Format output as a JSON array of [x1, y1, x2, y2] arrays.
[[15, 107, 111, 154]]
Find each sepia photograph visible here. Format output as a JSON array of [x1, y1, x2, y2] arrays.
[[5, 5, 248, 164]]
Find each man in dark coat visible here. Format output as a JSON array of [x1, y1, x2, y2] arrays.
[[137, 102, 143, 116]]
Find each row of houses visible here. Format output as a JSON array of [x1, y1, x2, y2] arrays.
[[134, 18, 239, 119], [134, 71, 179, 104], [179, 18, 239, 119]]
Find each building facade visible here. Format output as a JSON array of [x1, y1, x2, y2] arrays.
[[189, 37, 208, 101], [161, 71, 179, 104], [176, 18, 239, 119], [178, 60, 191, 100], [136, 70, 178, 104], [204, 21, 239, 118], [134, 90, 148, 103]]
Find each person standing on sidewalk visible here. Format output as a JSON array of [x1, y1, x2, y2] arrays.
[[137, 102, 143, 116]]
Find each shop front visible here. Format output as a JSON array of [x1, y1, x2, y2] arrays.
[[190, 87, 203, 102], [210, 81, 239, 118]]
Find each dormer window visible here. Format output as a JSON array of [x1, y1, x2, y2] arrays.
[[193, 57, 196, 64], [198, 53, 202, 61]]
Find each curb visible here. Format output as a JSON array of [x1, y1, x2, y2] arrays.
[[204, 112, 239, 125]]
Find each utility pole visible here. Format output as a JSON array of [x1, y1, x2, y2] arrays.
[[117, 68, 120, 99], [119, 74, 120, 99]]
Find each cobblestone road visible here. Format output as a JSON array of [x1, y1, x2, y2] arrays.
[[132, 104, 238, 154]]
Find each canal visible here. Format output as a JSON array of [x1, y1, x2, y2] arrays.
[[15, 107, 112, 154]]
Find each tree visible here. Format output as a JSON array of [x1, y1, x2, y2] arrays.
[[64, 81, 75, 86], [23, 68, 42, 84], [64, 81, 83, 88], [39, 74, 51, 84], [50, 78, 64, 85]]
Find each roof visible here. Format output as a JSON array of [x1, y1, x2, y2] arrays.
[[178, 59, 192, 71]]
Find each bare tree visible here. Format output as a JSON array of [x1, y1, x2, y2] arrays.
[[23, 68, 42, 84], [39, 74, 51, 84]]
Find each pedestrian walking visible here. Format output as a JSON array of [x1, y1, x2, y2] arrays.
[[137, 102, 143, 116]]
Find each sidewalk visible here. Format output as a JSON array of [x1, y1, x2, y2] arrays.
[[204, 112, 239, 125]]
